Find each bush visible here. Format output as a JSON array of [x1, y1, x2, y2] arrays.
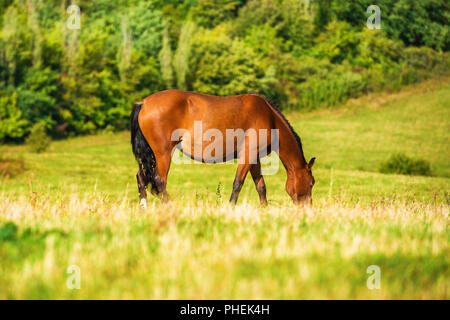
[[296, 68, 368, 110], [0, 156, 25, 178], [379, 153, 431, 176], [0, 222, 18, 242], [404, 47, 440, 71], [25, 123, 51, 153], [402, 47, 450, 81]]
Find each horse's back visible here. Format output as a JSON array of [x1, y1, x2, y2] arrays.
[[139, 90, 274, 134], [142, 89, 270, 116], [141, 89, 188, 114]]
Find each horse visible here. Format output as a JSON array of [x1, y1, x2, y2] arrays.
[[131, 89, 315, 208]]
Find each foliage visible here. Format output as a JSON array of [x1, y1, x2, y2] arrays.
[[173, 21, 197, 90], [0, 222, 18, 241], [25, 123, 51, 153], [313, 0, 450, 51], [159, 23, 175, 88], [0, 90, 29, 141], [381, 0, 450, 51], [0, 0, 449, 143], [190, 0, 239, 28], [380, 153, 432, 176], [187, 26, 267, 95]]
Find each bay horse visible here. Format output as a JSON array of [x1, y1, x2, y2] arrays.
[[131, 90, 315, 207]]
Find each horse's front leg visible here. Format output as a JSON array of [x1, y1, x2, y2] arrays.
[[250, 161, 268, 206], [229, 163, 251, 205]]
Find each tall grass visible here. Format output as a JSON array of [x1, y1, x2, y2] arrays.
[[0, 193, 448, 299]]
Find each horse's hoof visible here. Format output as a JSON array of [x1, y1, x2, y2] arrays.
[[140, 198, 147, 209]]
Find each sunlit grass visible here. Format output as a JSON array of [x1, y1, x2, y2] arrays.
[[0, 194, 448, 299]]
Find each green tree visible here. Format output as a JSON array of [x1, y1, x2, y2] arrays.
[[1, 4, 33, 86], [159, 23, 175, 88], [17, 67, 62, 130], [0, 90, 29, 142], [187, 26, 266, 95], [191, 0, 239, 28], [174, 21, 197, 90], [312, 21, 361, 64], [128, 1, 164, 58]]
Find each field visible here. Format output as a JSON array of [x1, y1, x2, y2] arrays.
[[0, 78, 449, 299]]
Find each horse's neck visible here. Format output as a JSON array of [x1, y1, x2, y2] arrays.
[[274, 117, 306, 174]]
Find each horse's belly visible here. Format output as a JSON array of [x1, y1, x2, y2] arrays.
[[178, 135, 233, 163]]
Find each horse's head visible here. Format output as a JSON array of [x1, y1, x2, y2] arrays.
[[286, 157, 315, 205]]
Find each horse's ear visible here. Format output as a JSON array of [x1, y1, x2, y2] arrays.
[[308, 157, 316, 169]]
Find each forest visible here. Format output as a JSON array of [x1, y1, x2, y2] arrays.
[[0, 0, 449, 142]]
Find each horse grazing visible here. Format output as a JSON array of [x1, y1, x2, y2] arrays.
[[131, 90, 315, 207]]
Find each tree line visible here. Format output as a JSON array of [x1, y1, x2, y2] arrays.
[[0, 0, 449, 142]]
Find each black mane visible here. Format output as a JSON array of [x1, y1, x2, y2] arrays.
[[251, 94, 307, 164]]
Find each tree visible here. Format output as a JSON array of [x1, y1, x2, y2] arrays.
[[174, 21, 197, 90], [187, 26, 265, 96], [191, 0, 239, 28], [17, 67, 62, 130], [159, 23, 175, 88], [0, 90, 29, 142]]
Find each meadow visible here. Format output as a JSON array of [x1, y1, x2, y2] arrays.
[[0, 78, 449, 299]]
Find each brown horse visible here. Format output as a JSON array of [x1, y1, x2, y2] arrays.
[[131, 90, 315, 207]]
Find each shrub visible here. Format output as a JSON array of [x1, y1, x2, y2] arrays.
[[296, 69, 368, 110], [404, 47, 440, 71], [0, 222, 18, 242], [379, 153, 431, 176], [0, 156, 26, 178], [403, 47, 450, 80], [25, 123, 51, 153]]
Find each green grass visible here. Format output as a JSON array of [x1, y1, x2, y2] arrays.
[[0, 78, 449, 299]]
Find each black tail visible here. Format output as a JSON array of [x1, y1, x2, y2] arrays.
[[131, 102, 156, 188]]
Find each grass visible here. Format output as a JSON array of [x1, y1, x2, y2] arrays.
[[0, 197, 448, 299], [0, 77, 449, 299]]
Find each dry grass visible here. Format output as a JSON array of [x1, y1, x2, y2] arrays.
[[0, 193, 448, 299], [0, 156, 25, 178]]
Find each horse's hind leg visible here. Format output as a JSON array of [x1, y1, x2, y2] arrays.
[[136, 170, 148, 209], [250, 161, 268, 206], [153, 151, 172, 203]]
